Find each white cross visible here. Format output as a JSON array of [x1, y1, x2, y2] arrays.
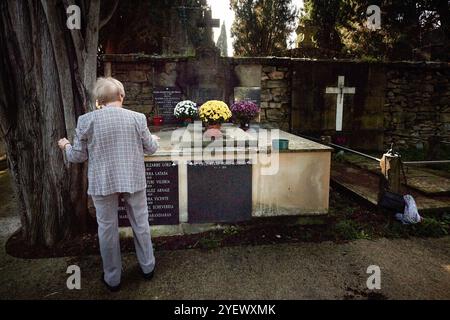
[[326, 76, 355, 131]]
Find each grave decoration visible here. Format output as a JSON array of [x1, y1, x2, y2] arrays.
[[230, 101, 260, 131], [198, 100, 232, 139], [174, 100, 198, 126], [325, 75, 355, 132]]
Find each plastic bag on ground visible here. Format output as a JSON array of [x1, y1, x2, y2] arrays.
[[395, 194, 421, 224]]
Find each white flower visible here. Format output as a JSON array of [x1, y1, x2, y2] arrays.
[[174, 100, 198, 118]]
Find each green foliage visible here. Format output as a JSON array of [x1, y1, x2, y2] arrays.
[[412, 218, 449, 237], [198, 234, 221, 249], [296, 0, 450, 61], [223, 225, 240, 236], [382, 216, 450, 238], [297, 0, 344, 54], [216, 22, 229, 56], [382, 220, 411, 238], [334, 219, 372, 240], [99, 0, 205, 55], [231, 0, 298, 56]]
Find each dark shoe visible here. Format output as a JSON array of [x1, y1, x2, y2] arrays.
[[101, 273, 121, 292], [141, 266, 155, 280]]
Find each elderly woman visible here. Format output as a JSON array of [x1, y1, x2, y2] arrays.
[[58, 77, 159, 292]]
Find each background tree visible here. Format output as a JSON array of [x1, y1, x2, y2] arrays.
[[231, 0, 298, 56], [0, 0, 117, 247], [216, 21, 229, 56], [296, 0, 343, 57], [295, 0, 450, 61], [99, 0, 206, 55]]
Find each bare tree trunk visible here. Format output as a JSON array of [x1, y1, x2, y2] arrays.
[[0, 0, 115, 246]]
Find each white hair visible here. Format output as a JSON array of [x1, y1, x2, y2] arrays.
[[93, 77, 125, 105]]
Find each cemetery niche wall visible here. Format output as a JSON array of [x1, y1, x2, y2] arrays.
[[117, 124, 332, 232], [102, 53, 450, 152], [101, 50, 449, 234]]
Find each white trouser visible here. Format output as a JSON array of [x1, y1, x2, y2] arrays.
[[92, 189, 155, 286]]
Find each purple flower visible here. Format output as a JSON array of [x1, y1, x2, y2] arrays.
[[230, 101, 260, 121]]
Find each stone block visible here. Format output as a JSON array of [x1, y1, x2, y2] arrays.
[[234, 64, 262, 87], [142, 86, 152, 94], [262, 66, 276, 73], [272, 95, 290, 103], [260, 90, 272, 101], [268, 70, 285, 80], [269, 102, 282, 109], [441, 113, 450, 123], [266, 108, 284, 120], [264, 80, 288, 89], [127, 70, 148, 82], [270, 87, 288, 96]]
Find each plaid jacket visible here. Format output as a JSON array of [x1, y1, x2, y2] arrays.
[[65, 106, 159, 196]]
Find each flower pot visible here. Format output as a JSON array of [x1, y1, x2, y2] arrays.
[[272, 139, 289, 151], [153, 115, 164, 126], [204, 123, 222, 140]]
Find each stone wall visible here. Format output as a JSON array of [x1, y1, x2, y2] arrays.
[[106, 61, 155, 115], [102, 54, 450, 151], [383, 64, 450, 148], [290, 59, 450, 151], [260, 65, 291, 131]]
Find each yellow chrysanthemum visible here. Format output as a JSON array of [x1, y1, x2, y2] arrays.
[[199, 100, 232, 124]]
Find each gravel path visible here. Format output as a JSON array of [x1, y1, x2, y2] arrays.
[[1, 169, 449, 300]]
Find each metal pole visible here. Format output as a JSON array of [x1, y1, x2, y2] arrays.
[[403, 160, 450, 165], [328, 142, 381, 162], [299, 134, 381, 162]]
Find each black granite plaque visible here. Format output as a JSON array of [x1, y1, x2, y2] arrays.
[[118, 196, 129, 226], [187, 162, 252, 223], [119, 161, 179, 226], [154, 87, 182, 124], [234, 87, 261, 106]]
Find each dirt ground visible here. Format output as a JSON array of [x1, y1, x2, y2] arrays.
[[0, 169, 449, 300]]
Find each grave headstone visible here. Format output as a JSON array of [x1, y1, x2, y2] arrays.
[[234, 87, 261, 106], [196, 87, 223, 106], [233, 64, 262, 111], [189, 46, 226, 106], [153, 87, 182, 124]]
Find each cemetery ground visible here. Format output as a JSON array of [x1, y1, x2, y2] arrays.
[[0, 167, 449, 299]]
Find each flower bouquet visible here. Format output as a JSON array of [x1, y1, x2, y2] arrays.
[[198, 100, 232, 139], [174, 100, 198, 125], [230, 101, 260, 130]]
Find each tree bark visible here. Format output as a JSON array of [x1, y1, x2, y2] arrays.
[[0, 0, 111, 246]]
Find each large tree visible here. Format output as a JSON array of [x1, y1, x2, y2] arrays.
[[231, 0, 298, 56], [296, 0, 344, 57], [0, 0, 117, 247], [296, 0, 450, 61], [99, 0, 207, 55]]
